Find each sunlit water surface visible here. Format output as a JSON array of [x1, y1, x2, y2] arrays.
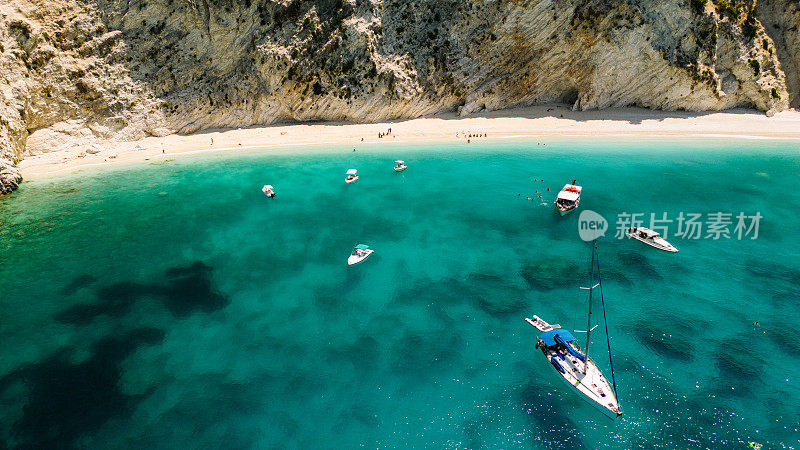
[[1, 138, 798, 448]]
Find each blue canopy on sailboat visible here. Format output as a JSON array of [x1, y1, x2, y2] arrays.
[[538, 329, 577, 347], [355, 244, 370, 250]]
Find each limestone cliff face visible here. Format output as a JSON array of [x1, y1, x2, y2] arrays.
[[1, 0, 798, 193], [757, 0, 800, 108]]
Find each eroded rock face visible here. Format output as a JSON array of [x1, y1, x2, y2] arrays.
[[757, 0, 800, 108], [0, 0, 798, 193]]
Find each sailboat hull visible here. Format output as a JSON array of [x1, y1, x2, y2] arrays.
[[550, 365, 621, 420], [539, 348, 622, 419]]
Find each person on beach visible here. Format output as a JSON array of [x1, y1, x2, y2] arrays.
[[211, 138, 213, 145]]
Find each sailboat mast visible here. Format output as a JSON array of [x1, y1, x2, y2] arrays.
[[583, 239, 597, 373]]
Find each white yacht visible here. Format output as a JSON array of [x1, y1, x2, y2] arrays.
[[393, 160, 407, 172], [525, 241, 622, 419], [555, 180, 582, 215], [625, 227, 678, 252], [262, 185, 275, 198], [347, 244, 374, 265], [345, 169, 359, 183]]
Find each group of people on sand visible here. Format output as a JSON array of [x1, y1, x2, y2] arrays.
[[456, 131, 488, 143], [378, 128, 392, 138]]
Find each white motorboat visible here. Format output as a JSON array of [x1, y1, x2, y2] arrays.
[[347, 244, 374, 265], [345, 169, 359, 183], [555, 180, 582, 215], [393, 160, 407, 172], [262, 184, 275, 198], [525, 240, 622, 419], [625, 226, 678, 252]]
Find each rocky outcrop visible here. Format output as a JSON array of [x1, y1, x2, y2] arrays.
[[757, 0, 800, 108], [1, 0, 798, 194]]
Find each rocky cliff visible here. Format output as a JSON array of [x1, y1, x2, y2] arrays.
[[1, 0, 798, 194]]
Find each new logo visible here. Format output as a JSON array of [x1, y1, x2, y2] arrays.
[[578, 210, 607, 241]]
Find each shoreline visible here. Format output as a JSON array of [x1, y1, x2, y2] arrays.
[[19, 105, 800, 180]]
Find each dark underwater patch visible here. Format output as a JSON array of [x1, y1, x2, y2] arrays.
[[327, 335, 380, 373], [745, 260, 800, 284], [636, 332, 694, 361], [55, 260, 229, 324], [519, 260, 582, 291], [460, 418, 485, 449], [391, 330, 465, 379], [769, 326, 800, 357], [0, 327, 164, 448], [598, 267, 632, 286], [393, 276, 478, 308], [711, 336, 765, 398], [342, 404, 380, 428], [517, 381, 585, 449], [626, 320, 695, 362], [60, 273, 99, 295], [161, 261, 229, 317], [616, 250, 662, 280], [467, 272, 529, 317], [714, 337, 764, 381]]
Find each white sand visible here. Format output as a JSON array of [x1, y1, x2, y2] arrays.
[[19, 105, 800, 179]]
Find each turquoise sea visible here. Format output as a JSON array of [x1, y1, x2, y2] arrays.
[[1, 138, 799, 448]]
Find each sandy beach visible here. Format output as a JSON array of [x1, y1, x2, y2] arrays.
[[19, 105, 800, 180]]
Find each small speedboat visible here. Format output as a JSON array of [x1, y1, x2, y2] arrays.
[[262, 185, 275, 198], [625, 227, 678, 252], [345, 169, 359, 183], [555, 180, 581, 215], [393, 160, 407, 172], [348, 244, 374, 265]]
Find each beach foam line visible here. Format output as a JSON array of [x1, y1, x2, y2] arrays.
[[689, 133, 781, 140], [172, 140, 323, 155], [555, 132, 800, 140], [46, 161, 116, 173], [25, 138, 417, 176], [497, 134, 546, 139]]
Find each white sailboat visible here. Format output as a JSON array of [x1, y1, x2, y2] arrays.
[[525, 240, 622, 419], [555, 180, 582, 215], [625, 227, 678, 252], [347, 244, 374, 265], [393, 160, 407, 172], [345, 169, 359, 183]]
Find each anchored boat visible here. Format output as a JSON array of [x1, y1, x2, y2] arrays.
[[555, 180, 582, 215], [625, 227, 678, 252], [347, 244, 374, 265], [262, 185, 275, 198], [393, 160, 407, 172], [525, 240, 622, 419], [345, 169, 359, 183]]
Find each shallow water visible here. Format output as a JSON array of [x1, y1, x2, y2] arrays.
[[1, 138, 799, 448]]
